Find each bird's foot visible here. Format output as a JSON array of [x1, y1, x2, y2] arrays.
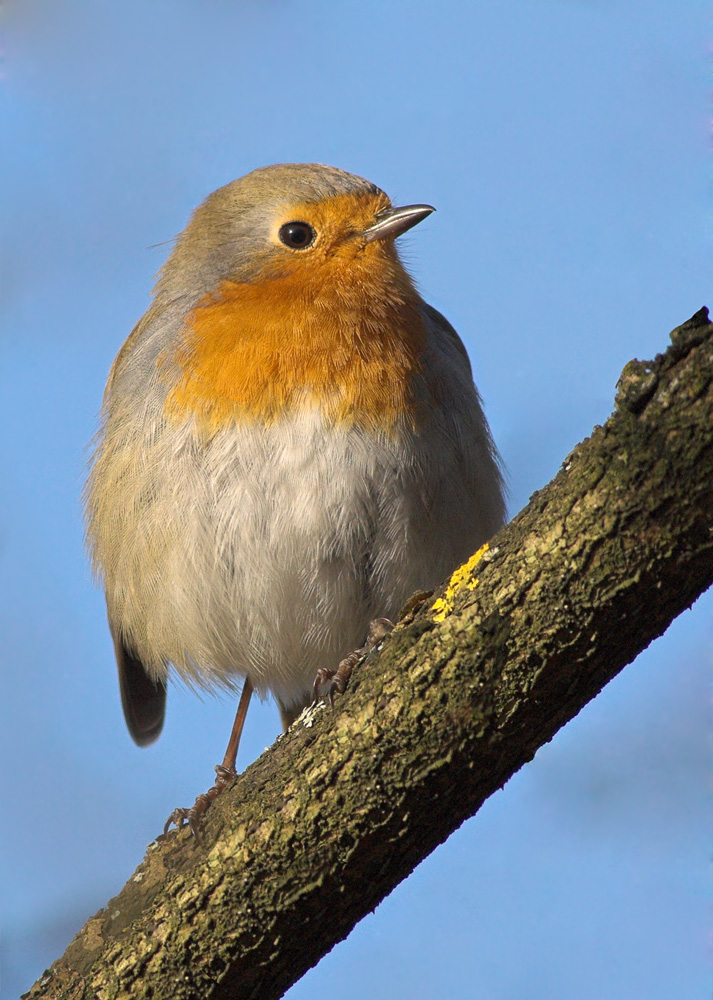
[[313, 617, 394, 707], [163, 763, 237, 840]]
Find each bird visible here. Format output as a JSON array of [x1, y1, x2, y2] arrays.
[[84, 162, 505, 833]]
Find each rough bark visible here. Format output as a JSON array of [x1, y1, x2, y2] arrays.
[[26, 308, 713, 1000]]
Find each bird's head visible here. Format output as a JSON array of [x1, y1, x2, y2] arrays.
[[154, 164, 435, 433], [156, 163, 434, 297]]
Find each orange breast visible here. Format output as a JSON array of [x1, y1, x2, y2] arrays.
[[163, 249, 427, 435]]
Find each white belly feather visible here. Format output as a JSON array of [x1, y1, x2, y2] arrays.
[[94, 406, 500, 711]]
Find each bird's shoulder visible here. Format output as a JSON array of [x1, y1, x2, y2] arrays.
[[420, 302, 474, 381]]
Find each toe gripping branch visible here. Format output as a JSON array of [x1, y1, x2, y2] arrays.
[[163, 764, 237, 840], [312, 617, 394, 708], [163, 676, 253, 840]]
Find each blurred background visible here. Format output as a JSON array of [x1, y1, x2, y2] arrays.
[[1, 1, 710, 997]]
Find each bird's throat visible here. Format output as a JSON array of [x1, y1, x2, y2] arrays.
[[163, 256, 427, 435]]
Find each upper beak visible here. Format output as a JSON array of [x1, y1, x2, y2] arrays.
[[362, 204, 435, 243]]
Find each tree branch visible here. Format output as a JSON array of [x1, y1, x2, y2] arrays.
[[26, 307, 713, 1000]]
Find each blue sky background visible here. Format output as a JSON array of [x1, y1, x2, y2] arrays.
[[1, 1, 710, 996]]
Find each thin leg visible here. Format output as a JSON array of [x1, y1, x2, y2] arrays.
[[220, 674, 254, 773], [164, 676, 253, 839], [313, 618, 394, 707]]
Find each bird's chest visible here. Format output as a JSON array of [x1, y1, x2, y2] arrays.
[[161, 274, 428, 436]]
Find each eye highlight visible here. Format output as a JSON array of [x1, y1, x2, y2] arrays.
[[278, 221, 316, 250]]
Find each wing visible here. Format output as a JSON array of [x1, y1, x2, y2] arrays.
[[420, 301, 473, 378], [421, 299, 507, 536], [112, 627, 167, 747]]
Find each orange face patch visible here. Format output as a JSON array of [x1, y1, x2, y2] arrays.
[[266, 191, 391, 265], [162, 200, 427, 435]]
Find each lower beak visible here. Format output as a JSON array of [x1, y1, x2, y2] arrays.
[[362, 204, 435, 243]]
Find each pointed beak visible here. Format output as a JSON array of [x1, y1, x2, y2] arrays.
[[362, 203, 435, 243]]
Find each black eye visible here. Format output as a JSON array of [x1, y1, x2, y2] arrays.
[[278, 221, 315, 249]]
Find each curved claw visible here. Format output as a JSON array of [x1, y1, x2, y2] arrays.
[[312, 665, 334, 705], [164, 807, 190, 835]]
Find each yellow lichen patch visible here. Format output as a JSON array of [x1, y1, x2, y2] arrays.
[[431, 543, 490, 622]]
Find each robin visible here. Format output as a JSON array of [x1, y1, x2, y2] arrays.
[[84, 163, 505, 834]]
